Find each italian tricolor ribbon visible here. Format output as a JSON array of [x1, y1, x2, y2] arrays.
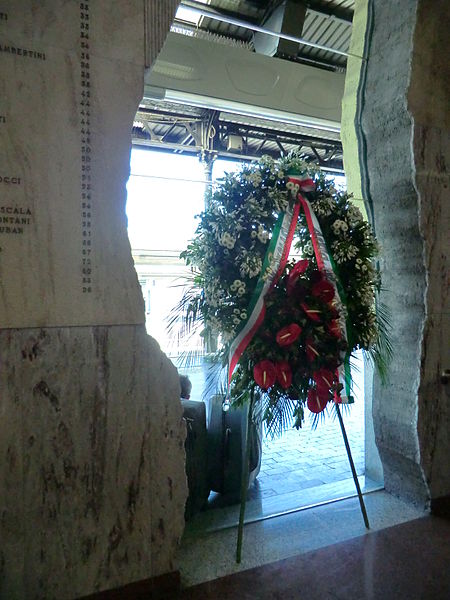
[[297, 190, 353, 403], [226, 176, 313, 389]]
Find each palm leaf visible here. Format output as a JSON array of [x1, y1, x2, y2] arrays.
[[166, 274, 206, 369], [262, 395, 296, 439], [363, 299, 393, 384]]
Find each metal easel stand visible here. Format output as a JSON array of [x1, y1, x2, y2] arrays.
[[335, 402, 370, 529], [236, 388, 255, 563]]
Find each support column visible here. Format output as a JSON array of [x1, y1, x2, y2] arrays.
[[200, 150, 218, 353], [201, 150, 216, 210]]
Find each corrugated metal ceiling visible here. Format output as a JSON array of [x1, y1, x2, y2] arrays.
[[176, 0, 355, 69]]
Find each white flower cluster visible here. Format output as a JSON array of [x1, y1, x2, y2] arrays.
[[269, 189, 289, 212], [355, 260, 380, 288], [230, 279, 246, 297], [260, 155, 277, 173], [355, 258, 368, 272], [219, 231, 236, 249], [332, 219, 349, 234], [286, 180, 300, 198], [244, 171, 262, 188], [356, 284, 375, 307], [239, 253, 263, 278], [347, 205, 364, 226], [257, 224, 269, 243], [204, 278, 224, 308], [232, 307, 248, 325], [303, 241, 314, 256], [332, 241, 358, 264], [359, 311, 377, 346], [245, 195, 270, 219], [313, 197, 335, 217], [250, 224, 269, 244]]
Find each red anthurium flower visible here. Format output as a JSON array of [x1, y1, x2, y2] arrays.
[[300, 303, 321, 322], [275, 361, 292, 389], [290, 259, 309, 277], [305, 338, 320, 363], [313, 369, 335, 398], [287, 259, 309, 295], [276, 323, 302, 347], [253, 360, 276, 390], [307, 389, 328, 414], [311, 279, 335, 303], [327, 319, 342, 339]]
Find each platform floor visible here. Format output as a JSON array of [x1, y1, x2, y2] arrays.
[[181, 512, 449, 599]]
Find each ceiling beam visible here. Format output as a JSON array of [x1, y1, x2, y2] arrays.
[[306, 1, 353, 24]]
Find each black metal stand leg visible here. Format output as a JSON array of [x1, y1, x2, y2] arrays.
[[236, 390, 255, 563], [335, 402, 370, 530]]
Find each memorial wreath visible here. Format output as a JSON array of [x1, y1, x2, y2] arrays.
[[173, 152, 392, 560], [177, 153, 390, 434]]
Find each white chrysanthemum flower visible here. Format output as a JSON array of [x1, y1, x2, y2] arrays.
[[303, 241, 314, 256], [260, 155, 274, 169], [347, 205, 363, 225], [219, 232, 236, 249], [332, 221, 341, 234], [332, 219, 348, 234], [230, 279, 243, 292], [314, 197, 335, 217], [257, 224, 269, 243], [240, 264, 250, 277], [248, 172, 262, 187], [286, 181, 300, 198]]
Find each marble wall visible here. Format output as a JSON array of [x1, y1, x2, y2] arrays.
[[0, 1, 187, 598], [410, 0, 450, 506], [360, 0, 450, 506]]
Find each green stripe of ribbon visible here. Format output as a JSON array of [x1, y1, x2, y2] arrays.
[[326, 250, 354, 403]]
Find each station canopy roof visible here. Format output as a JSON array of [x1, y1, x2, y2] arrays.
[[134, 1, 355, 173]]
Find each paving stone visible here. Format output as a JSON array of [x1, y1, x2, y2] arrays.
[[256, 398, 365, 499]]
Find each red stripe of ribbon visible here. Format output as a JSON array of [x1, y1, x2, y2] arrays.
[[298, 195, 325, 272], [271, 202, 301, 289], [227, 176, 315, 388]]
